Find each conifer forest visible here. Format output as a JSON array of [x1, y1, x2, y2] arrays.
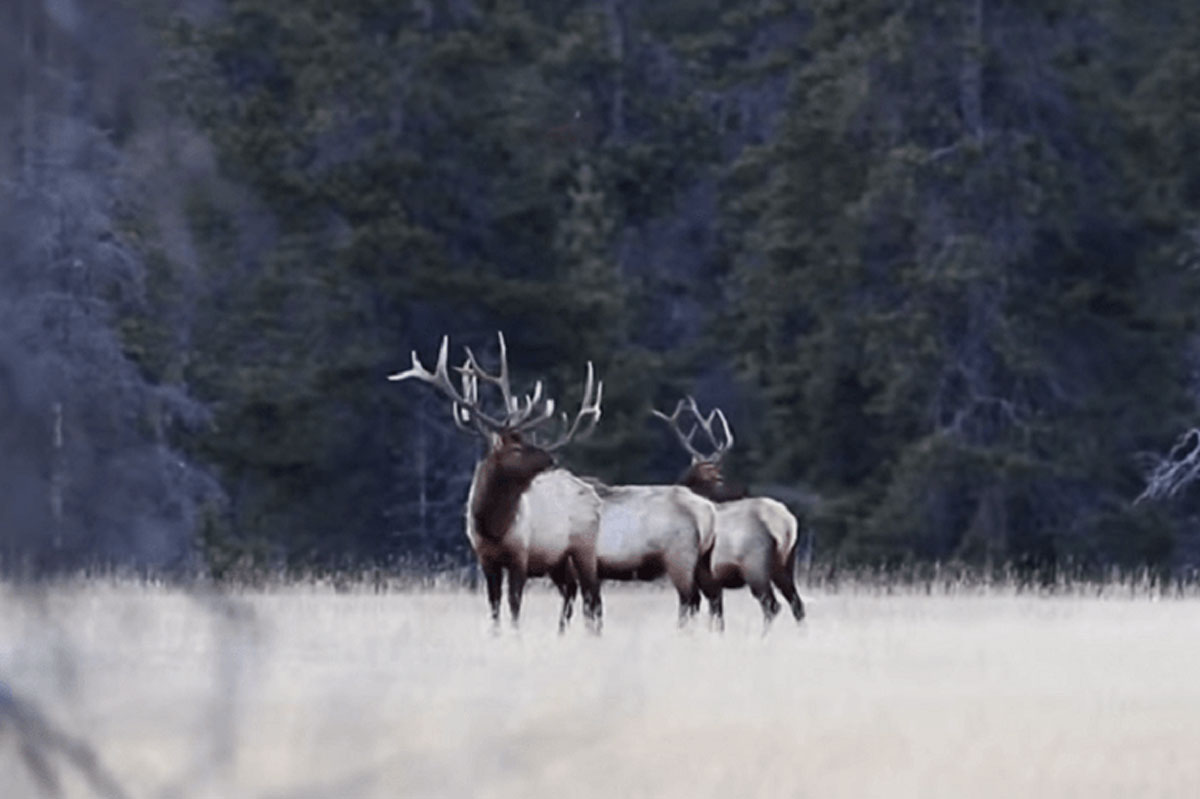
[[5, 0, 1200, 581]]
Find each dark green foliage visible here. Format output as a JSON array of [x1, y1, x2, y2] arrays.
[[8, 0, 1200, 574], [719, 0, 1200, 568]]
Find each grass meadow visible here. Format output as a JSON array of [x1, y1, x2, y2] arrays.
[[2, 577, 1199, 799]]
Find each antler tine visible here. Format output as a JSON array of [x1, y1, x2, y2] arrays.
[[512, 397, 557, 433], [450, 359, 490, 435], [651, 398, 708, 463], [387, 335, 448, 383], [538, 362, 603, 451], [686, 395, 736, 463], [713, 408, 735, 454], [509, 380, 555, 431], [388, 335, 508, 432], [450, 401, 474, 433], [460, 331, 518, 417]]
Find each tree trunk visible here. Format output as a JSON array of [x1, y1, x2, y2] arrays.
[[21, 0, 38, 182], [604, 0, 626, 141], [50, 400, 64, 549], [962, 482, 1006, 567], [961, 0, 985, 140], [416, 409, 429, 544]]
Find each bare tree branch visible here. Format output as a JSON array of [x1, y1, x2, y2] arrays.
[[1135, 428, 1200, 504], [0, 680, 131, 799]]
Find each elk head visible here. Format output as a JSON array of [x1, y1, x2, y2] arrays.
[[652, 397, 747, 502], [389, 332, 602, 481]]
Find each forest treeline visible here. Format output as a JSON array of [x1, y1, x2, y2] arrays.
[[4, 0, 1200, 577]]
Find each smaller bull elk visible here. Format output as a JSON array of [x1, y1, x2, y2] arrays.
[[390, 333, 605, 633], [590, 480, 717, 626], [653, 398, 805, 631]]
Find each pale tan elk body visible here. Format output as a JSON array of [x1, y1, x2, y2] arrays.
[[654, 399, 806, 630], [590, 482, 717, 624], [703, 492, 803, 628], [390, 334, 604, 632]]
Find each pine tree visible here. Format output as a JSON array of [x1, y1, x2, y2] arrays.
[[724, 0, 1198, 570], [0, 0, 218, 570]]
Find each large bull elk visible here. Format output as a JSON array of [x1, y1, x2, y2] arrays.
[[389, 333, 604, 632], [653, 397, 806, 630]]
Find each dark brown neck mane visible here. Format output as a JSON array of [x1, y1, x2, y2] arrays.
[[680, 462, 748, 503], [470, 436, 554, 541]]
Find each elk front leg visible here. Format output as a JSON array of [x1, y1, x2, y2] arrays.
[[506, 565, 527, 629], [482, 560, 503, 629], [550, 561, 578, 634]]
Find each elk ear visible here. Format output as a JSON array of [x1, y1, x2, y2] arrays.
[[485, 430, 502, 452]]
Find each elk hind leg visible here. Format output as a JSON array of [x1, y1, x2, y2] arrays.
[[695, 552, 724, 632], [668, 558, 701, 628], [550, 561, 578, 634], [772, 550, 806, 622], [747, 572, 781, 634], [571, 549, 603, 635]]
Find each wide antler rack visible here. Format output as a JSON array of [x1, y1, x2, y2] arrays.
[[390, 332, 601, 451], [651, 396, 734, 464]]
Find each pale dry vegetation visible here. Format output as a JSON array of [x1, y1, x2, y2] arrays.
[[2, 578, 1199, 799]]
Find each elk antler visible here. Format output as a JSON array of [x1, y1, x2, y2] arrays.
[[652, 396, 734, 464], [461, 331, 517, 417], [391, 333, 583, 440], [456, 332, 557, 432], [528, 361, 603, 451], [388, 335, 509, 433], [451, 357, 486, 435], [457, 332, 555, 430], [691, 398, 734, 461], [651, 398, 708, 463], [457, 364, 557, 435]]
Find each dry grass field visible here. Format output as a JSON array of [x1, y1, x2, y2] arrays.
[[2, 578, 1199, 799]]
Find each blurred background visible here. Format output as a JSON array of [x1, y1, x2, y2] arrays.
[[3, 0, 1200, 580]]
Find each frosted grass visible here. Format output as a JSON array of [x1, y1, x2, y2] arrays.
[[2, 580, 1199, 798]]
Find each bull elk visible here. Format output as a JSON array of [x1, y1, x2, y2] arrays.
[[389, 333, 604, 633], [590, 480, 717, 626], [653, 397, 806, 631]]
